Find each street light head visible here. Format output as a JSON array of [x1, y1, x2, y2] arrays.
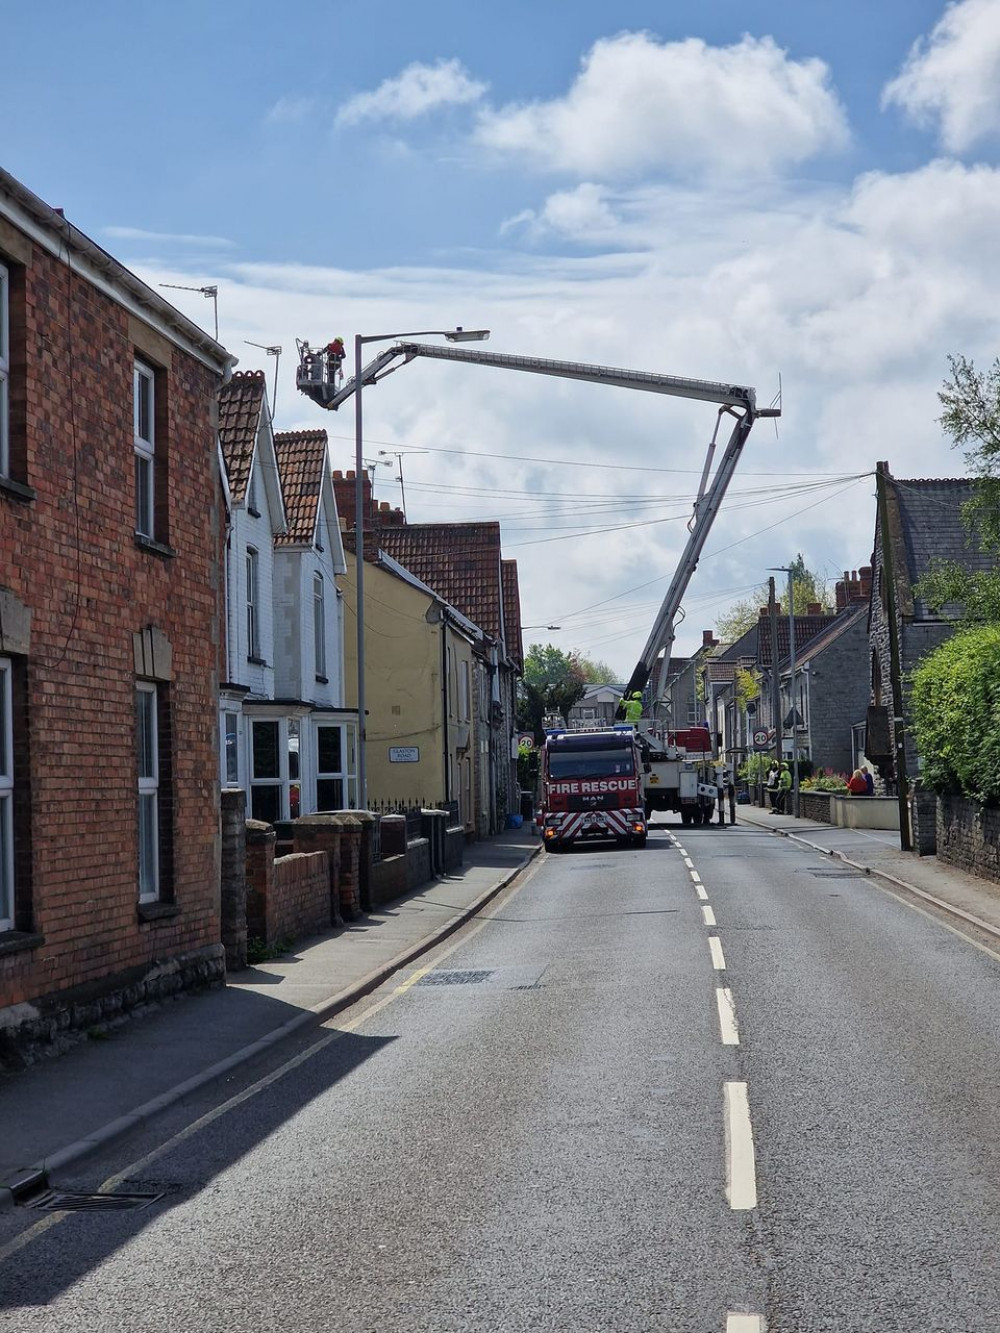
[[445, 328, 490, 343]]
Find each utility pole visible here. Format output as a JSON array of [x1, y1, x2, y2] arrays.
[[876, 462, 912, 851], [768, 578, 781, 771]]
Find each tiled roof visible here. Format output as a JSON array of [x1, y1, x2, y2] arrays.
[[795, 603, 868, 666], [889, 475, 997, 617], [274, 430, 328, 546], [757, 613, 839, 668], [375, 521, 506, 645], [218, 371, 266, 504], [501, 560, 523, 669]]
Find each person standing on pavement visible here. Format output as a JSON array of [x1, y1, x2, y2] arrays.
[[766, 759, 780, 810], [777, 762, 792, 813], [862, 765, 875, 796]]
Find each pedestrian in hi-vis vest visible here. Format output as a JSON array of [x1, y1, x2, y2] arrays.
[[624, 692, 643, 727], [776, 762, 792, 813]]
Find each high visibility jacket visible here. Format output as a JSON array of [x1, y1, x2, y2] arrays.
[[778, 769, 791, 792], [624, 698, 643, 722]]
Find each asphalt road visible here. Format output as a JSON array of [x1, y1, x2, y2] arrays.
[[3, 821, 1000, 1331]]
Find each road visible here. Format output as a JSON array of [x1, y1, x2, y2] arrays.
[[4, 820, 1000, 1331]]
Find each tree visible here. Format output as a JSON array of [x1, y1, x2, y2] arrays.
[[575, 654, 620, 684], [518, 643, 587, 739], [714, 556, 832, 642], [914, 354, 1000, 624]]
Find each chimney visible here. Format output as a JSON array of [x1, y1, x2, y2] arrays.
[[859, 565, 872, 599], [702, 630, 716, 647], [375, 500, 406, 527], [835, 580, 847, 610], [331, 468, 372, 530], [807, 602, 821, 616]]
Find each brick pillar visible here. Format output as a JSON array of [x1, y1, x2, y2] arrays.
[[334, 816, 363, 920], [220, 791, 248, 971], [351, 811, 379, 911], [245, 821, 277, 944], [292, 815, 344, 927]]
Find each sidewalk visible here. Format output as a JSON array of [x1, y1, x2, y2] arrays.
[[737, 800, 1000, 939], [0, 826, 541, 1202]]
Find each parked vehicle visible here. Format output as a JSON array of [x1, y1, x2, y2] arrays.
[[640, 726, 727, 826]]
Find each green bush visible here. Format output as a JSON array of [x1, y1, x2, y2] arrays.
[[909, 625, 1000, 804]]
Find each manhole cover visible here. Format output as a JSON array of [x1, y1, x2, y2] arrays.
[[23, 1189, 165, 1212], [419, 969, 495, 986]]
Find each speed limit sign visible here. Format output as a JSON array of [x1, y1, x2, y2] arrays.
[[752, 728, 770, 749]]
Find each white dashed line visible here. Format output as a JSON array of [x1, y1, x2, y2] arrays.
[[716, 987, 740, 1045], [695, 884, 709, 902], [726, 1316, 766, 1333], [690, 871, 702, 884], [709, 936, 726, 970], [702, 905, 717, 927], [724, 1081, 758, 1210]]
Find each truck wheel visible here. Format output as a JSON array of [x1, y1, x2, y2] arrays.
[[681, 809, 692, 826]]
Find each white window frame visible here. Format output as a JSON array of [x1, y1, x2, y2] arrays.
[[0, 659, 13, 930], [222, 708, 241, 787], [134, 360, 155, 537], [246, 547, 260, 659], [0, 262, 9, 479], [313, 573, 326, 679], [315, 721, 356, 812], [136, 683, 160, 902]]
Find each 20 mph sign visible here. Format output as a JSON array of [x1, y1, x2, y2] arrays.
[[752, 728, 770, 749]]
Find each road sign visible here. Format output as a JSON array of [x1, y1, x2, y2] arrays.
[[752, 728, 770, 749], [517, 733, 534, 750]]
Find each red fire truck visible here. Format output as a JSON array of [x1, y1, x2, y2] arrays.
[[540, 727, 647, 852]]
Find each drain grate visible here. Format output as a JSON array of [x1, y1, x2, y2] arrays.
[[419, 969, 495, 986], [22, 1189, 165, 1212]]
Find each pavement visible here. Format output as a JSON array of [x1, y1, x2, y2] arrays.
[[4, 804, 1000, 1208]]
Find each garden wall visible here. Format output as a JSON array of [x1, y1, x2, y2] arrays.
[[936, 795, 1000, 885]]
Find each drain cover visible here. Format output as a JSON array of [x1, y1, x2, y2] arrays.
[[807, 871, 864, 879], [419, 969, 495, 986], [23, 1189, 165, 1212]]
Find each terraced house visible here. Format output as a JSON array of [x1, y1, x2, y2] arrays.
[[0, 168, 233, 1058]]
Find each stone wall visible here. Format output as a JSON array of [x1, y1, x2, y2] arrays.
[[799, 791, 834, 824], [936, 795, 1000, 885]]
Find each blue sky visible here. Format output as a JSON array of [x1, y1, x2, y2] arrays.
[[6, 1, 1000, 671]]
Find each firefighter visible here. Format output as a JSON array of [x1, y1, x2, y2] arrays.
[[325, 337, 346, 383], [623, 691, 643, 727]]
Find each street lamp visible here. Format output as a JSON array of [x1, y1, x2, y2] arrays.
[[353, 327, 490, 810], [768, 566, 798, 818]]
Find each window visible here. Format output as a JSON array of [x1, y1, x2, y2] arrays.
[[313, 574, 326, 679], [134, 361, 155, 537], [246, 548, 260, 659], [222, 710, 240, 786], [136, 683, 159, 902], [0, 262, 8, 479], [0, 659, 13, 930]]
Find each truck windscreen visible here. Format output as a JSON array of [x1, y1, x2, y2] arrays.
[[548, 753, 635, 780]]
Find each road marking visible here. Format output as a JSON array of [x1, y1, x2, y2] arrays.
[[724, 1081, 758, 1210], [727, 1316, 766, 1332], [695, 883, 708, 901], [709, 936, 726, 970], [716, 987, 740, 1045], [702, 905, 717, 927], [690, 871, 702, 884]]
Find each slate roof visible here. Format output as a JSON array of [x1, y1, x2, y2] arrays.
[[888, 475, 998, 618], [757, 613, 839, 668], [501, 560, 523, 669], [218, 371, 266, 504], [793, 602, 868, 668], [650, 655, 691, 696], [375, 521, 508, 648], [274, 429, 328, 547]]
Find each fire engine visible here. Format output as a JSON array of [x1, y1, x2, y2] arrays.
[[540, 726, 646, 852]]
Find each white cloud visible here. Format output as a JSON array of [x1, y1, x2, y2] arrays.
[[882, 0, 1000, 152], [475, 31, 849, 179], [335, 59, 487, 127], [265, 96, 320, 126], [501, 183, 620, 241], [104, 226, 234, 248]]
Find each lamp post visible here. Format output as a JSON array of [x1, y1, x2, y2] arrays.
[[769, 565, 799, 817], [353, 326, 489, 810]]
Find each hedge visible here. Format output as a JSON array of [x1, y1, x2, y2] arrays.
[[909, 625, 1000, 804]]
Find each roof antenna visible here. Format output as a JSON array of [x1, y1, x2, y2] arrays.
[[245, 341, 282, 419], [159, 283, 219, 340]]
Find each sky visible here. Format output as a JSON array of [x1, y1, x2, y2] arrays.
[[6, 0, 1000, 675]]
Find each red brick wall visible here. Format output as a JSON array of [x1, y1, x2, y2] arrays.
[[0, 213, 224, 1010]]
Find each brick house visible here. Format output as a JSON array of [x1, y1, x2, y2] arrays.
[[0, 168, 233, 1058]]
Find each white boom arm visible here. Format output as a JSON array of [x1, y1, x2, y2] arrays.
[[296, 338, 779, 703]]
